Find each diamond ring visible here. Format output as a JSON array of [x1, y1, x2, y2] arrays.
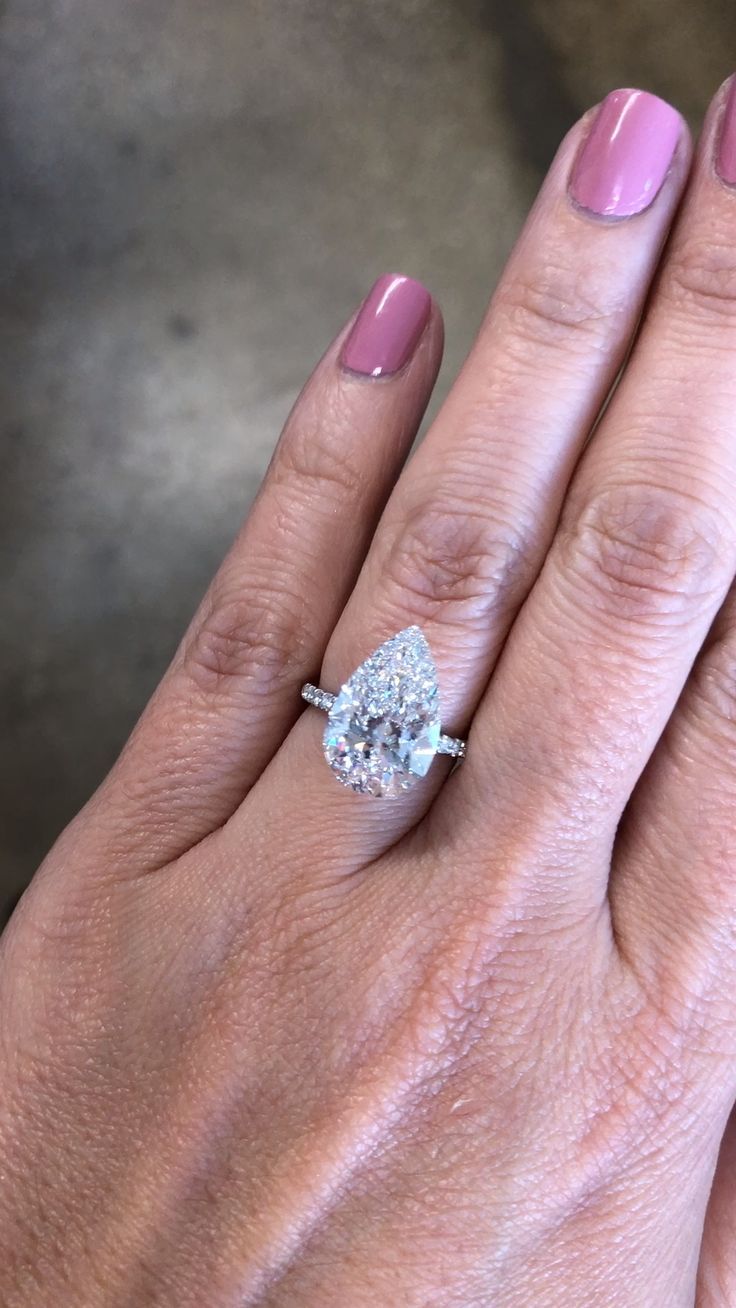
[[301, 626, 466, 797]]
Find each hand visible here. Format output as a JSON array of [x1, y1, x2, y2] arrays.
[[3, 82, 736, 1306]]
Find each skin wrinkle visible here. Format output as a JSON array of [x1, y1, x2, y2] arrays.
[[588, 453, 736, 508], [377, 505, 536, 636], [664, 233, 736, 319], [118, 911, 542, 1304], [556, 500, 727, 630], [493, 261, 631, 350]]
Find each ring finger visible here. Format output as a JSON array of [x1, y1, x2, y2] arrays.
[[456, 77, 736, 923]]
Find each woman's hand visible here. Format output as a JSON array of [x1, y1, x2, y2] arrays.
[[4, 82, 736, 1306]]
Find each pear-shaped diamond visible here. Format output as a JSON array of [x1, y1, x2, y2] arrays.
[[323, 627, 442, 796]]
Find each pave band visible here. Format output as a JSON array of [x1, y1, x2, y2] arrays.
[[300, 626, 467, 797], [301, 684, 467, 759]]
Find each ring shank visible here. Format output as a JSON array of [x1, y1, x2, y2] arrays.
[[301, 683, 466, 760]]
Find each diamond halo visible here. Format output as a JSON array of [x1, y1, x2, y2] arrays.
[[301, 626, 465, 797]]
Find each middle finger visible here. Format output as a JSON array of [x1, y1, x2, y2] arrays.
[[241, 89, 688, 875]]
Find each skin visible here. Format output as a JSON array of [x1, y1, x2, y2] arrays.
[[4, 81, 736, 1306]]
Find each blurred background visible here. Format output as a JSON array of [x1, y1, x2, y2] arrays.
[[1, 0, 734, 917]]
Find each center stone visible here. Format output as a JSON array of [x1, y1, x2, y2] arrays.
[[323, 627, 442, 796]]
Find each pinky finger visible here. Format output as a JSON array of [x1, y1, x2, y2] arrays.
[[67, 275, 443, 873]]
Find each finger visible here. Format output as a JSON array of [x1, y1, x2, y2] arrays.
[[611, 582, 736, 974], [72, 276, 443, 872], [457, 78, 736, 918], [698, 1111, 736, 1307], [605, 106, 736, 989], [237, 89, 690, 881]]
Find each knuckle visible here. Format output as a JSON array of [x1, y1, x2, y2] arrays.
[[561, 482, 724, 623], [274, 408, 365, 502], [665, 235, 736, 319], [184, 574, 306, 698], [586, 1002, 701, 1155], [497, 258, 627, 350], [381, 495, 535, 627]]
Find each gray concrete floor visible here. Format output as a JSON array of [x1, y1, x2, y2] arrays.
[[1, 0, 734, 916]]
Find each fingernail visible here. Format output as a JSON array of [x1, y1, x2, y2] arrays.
[[570, 88, 681, 218], [716, 77, 736, 185], [340, 274, 432, 378]]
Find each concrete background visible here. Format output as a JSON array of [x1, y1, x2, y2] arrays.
[[1, 0, 734, 919]]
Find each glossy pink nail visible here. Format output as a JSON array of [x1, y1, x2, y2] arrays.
[[717, 78, 736, 185], [570, 88, 681, 218], [341, 274, 431, 378]]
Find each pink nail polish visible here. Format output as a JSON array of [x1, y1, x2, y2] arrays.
[[717, 78, 736, 185], [341, 274, 432, 378], [570, 88, 681, 218]]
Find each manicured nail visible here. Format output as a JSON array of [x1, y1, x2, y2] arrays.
[[341, 274, 432, 378], [570, 88, 681, 218], [716, 77, 736, 185]]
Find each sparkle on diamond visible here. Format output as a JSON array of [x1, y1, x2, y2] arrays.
[[323, 627, 442, 796]]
